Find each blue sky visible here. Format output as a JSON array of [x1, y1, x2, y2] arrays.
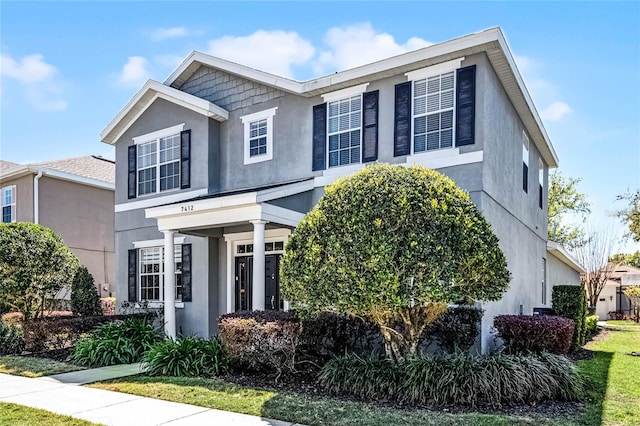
[[1, 1, 639, 251]]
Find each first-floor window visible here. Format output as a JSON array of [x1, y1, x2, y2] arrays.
[[139, 245, 182, 301], [1, 186, 16, 223]]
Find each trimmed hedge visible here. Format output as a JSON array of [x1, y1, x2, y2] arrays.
[[21, 313, 151, 352], [552, 285, 587, 349], [320, 352, 582, 406], [494, 315, 574, 354], [143, 336, 228, 377], [219, 311, 302, 376]]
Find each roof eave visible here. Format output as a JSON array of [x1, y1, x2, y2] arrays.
[[100, 80, 229, 145], [547, 241, 586, 273]]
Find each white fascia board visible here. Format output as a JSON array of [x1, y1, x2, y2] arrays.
[[165, 51, 303, 94], [146, 193, 258, 219], [100, 80, 229, 145], [155, 205, 262, 232], [0, 166, 35, 182], [42, 170, 114, 191], [547, 241, 586, 273], [321, 83, 369, 103], [494, 32, 559, 168]]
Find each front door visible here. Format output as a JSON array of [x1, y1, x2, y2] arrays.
[[235, 254, 282, 311]]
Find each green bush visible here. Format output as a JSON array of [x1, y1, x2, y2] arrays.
[[424, 306, 483, 353], [0, 320, 24, 355], [584, 314, 599, 335], [552, 285, 587, 349], [71, 266, 102, 317], [72, 317, 162, 367], [320, 352, 582, 406], [143, 336, 228, 377]]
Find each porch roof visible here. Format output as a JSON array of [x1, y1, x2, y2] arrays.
[[145, 179, 313, 231]]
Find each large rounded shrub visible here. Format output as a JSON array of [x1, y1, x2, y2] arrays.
[[282, 164, 511, 362]]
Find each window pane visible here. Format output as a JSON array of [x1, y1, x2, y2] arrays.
[[414, 79, 426, 97], [427, 133, 440, 150], [414, 135, 426, 153]]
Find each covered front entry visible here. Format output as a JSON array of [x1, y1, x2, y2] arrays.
[[235, 254, 282, 311]]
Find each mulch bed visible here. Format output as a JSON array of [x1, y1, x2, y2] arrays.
[[22, 347, 74, 363]]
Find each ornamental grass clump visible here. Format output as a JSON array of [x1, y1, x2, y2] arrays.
[[143, 336, 228, 377], [73, 316, 162, 367], [320, 352, 582, 406]]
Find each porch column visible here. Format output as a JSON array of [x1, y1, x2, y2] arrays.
[[251, 220, 267, 310], [163, 230, 176, 339]]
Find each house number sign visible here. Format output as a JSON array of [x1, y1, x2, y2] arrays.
[[181, 205, 194, 212]]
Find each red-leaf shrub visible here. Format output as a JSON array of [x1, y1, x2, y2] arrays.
[[218, 311, 301, 376], [494, 315, 574, 354], [22, 313, 150, 352], [1, 312, 24, 324]]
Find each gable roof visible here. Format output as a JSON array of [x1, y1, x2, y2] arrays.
[[100, 80, 229, 145], [102, 27, 558, 167], [0, 156, 114, 189]]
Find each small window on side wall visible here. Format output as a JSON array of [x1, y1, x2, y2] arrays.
[[522, 131, 529, 193], [538, 158, 544, 209], [241, 107, 277, 165]]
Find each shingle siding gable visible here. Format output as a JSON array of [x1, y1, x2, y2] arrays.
[[179, 65, 286, 111]]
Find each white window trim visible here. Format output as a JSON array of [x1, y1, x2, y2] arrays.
[[538, 158, 544, 185], [133, 123, 185, 145], [133, 124, 185, 197], [523, 131, 530, 166], [138, 244, 184, 305], [326, 94, 363, 169], [241, 107, 277, 165], [321, 83, 369, 103], [1, 185, 16, 223]]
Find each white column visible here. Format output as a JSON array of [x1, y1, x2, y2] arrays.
[[163, 230, 176, 339], [226, 238, 234, 313], [251, 220, 267, 310]]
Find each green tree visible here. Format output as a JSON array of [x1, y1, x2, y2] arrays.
[[623, 286, 640, 322], [71, 266, 102, 316], [609, 251, 640, 268], [281, 164, 511, 363], [616, 190, 640, 242], [0, 223, 78, 320], [548, 171, 591, 248]]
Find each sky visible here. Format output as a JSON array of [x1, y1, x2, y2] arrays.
[[1, 1, 639, 252]]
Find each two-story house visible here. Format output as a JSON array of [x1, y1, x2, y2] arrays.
[[101, 27, 560, 351], [0, 156, 115, 298]]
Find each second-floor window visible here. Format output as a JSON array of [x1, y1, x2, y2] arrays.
[[1, 185, 16, 223], [327, 95, 362, 168], [539, 158, 544, 209], [522, 131, 530, 193], [241, 107, 277, 165], [413, 71, 455, 152], [137, 133, 180, 196]]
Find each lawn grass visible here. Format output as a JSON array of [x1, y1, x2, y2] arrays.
[[0, 402, 101, 426], [91, 375, 556, 426], [605, 320, 640, 328], [576, 327, 640, 425], [0, 355, 85, 378]]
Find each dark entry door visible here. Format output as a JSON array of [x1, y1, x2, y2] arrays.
[[235, 256, 252, 311], [265, 254, 282, 311], [235, 254, 282, 311]]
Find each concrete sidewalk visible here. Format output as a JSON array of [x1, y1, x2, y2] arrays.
[[0, 369, 302, 425]]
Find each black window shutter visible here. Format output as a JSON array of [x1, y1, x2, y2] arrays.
[[181, 243, 192, 302], [180, 130, 191, 189], [127, 145, 137, 199], [128, 249, 137, 302], [394, 82, 412, 156], [312, 103, 327, 171], [362, 90, 379, 163], [539, 184, 543, 209], [523, 163, 529, 193], [455, 65, 476, 147]]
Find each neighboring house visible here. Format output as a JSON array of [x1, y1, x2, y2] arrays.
[[101, 27, 561, 351], [0, 156, 115, 298], [597, 264, 640, 320]]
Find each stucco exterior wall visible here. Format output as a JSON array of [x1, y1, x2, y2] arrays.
[[547, 254, 581, 287], [0, 174, 34, 222], [38, 176, 115, 296]]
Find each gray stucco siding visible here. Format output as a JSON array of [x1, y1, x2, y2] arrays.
[[548, 254, 581, 286], [113, 98, 212, 205]]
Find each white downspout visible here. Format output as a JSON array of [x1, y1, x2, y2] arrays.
[[33, 170, 43, 224]]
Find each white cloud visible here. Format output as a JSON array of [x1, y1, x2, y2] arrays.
[[540, 101, 572, 121], [119, 56, 151, 87], [0, 53, 67, 111], [150, 27, 188, 42], [208, 30, 315, 78], [316, 23, 432, 74], [154, 54, 185, 69]]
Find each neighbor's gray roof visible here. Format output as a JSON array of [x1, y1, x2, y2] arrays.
[[32, 156, 115, 184], [0, 156, 115, 185]]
